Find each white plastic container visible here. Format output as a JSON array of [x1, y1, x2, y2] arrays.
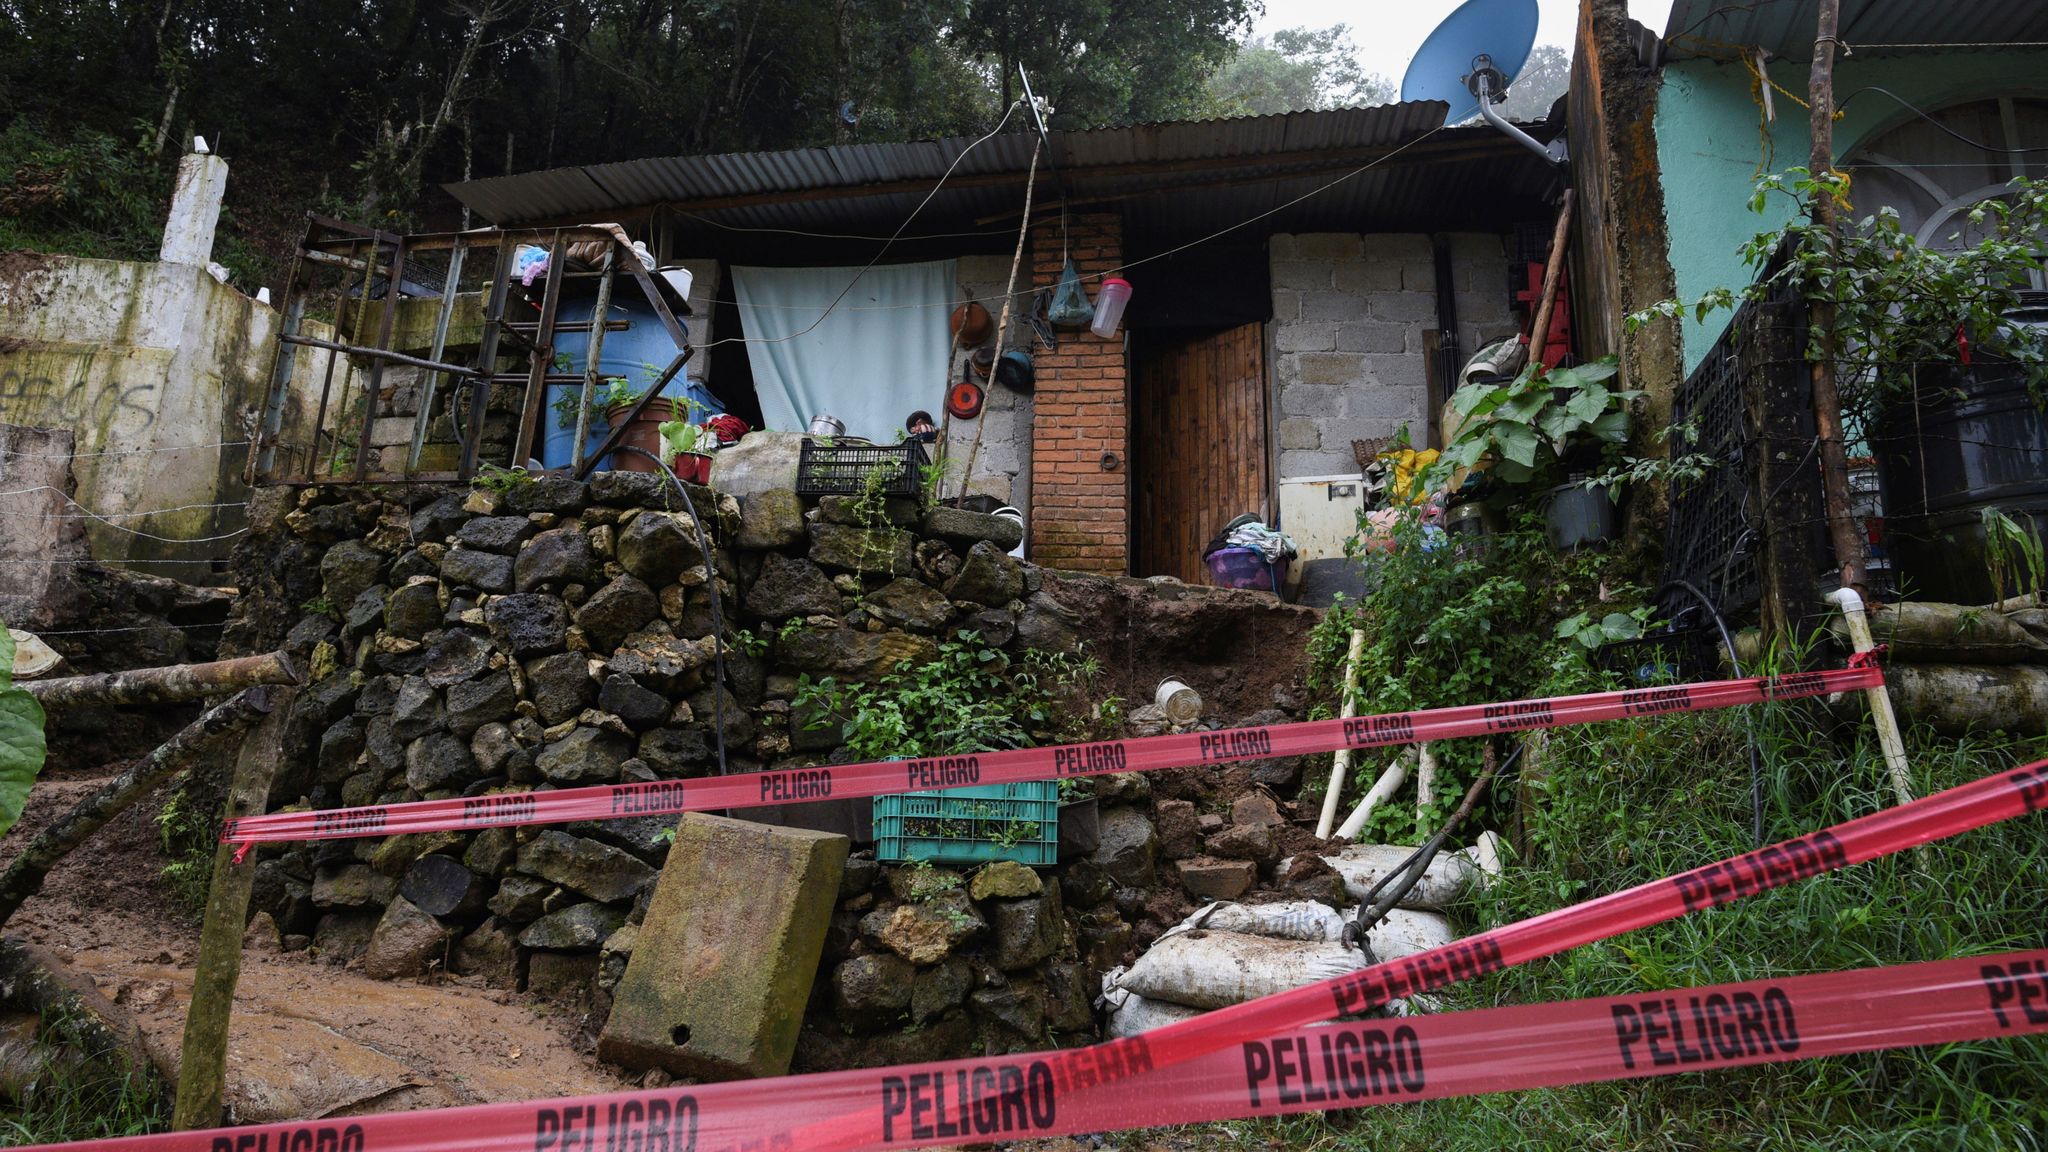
[[1090, 277, 1132, 338], [1155, 677, 1202, 726]]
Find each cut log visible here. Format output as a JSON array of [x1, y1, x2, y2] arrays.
[[399, 854, 485, 920], [0, 687, 278, 928], [23, 652, 300, 709], [1831, 602, 2048, 665], [1877, 664, 2048, 736]]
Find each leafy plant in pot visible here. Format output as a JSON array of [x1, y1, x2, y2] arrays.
[[1638, 169, 2048, 602], [598, 374, 700, 475], [659, 411, 714, 484], [1429, 356, 1638, 550]]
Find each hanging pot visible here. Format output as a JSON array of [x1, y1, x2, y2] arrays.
[[968, 345, 996, 380], [950, 302, 993, 345], [994, 349, 1035, 393], [947, 378, 985, 420]]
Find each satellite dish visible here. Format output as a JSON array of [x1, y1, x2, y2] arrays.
[[1400, 0, 1540, 124]]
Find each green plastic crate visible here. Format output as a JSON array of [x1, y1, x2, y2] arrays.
[[872, 781, 1059, 866]]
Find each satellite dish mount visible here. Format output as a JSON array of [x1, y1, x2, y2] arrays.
[[1466, 53, 1565, 165]]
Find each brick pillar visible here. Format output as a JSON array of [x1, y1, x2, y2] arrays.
[[1027, 212, 1128, 573]]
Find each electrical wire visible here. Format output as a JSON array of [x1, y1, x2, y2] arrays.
[[690, 101, 1023, 353], [1344, 743, 1520, 952], [0, 440, 251, 459], [0, 486, 248, 542], [1836, 87, 2048, 154]]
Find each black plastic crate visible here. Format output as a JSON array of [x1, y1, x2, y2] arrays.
[[794, 439, 929, 498], [1594, 624, 1726, 684]]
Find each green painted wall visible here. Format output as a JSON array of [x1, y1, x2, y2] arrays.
[[1653, 51, 2048, 374]]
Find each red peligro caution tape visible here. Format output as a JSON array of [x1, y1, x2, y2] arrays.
[[38, 757, 2043, 1152], [220, 666, 1885, 849], [23, 951, 2048, 1151]]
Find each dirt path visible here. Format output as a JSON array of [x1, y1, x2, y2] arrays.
[[1, 762, 633, 1124]]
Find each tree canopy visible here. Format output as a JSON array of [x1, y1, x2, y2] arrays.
[[1205, 25, 1393, 118]]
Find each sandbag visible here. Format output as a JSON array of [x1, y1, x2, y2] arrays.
[[1286, 835, 1501, 910], [1113, 932, 1368, 1010], [1099, 970, 1207, 1037], [1183, 900, 1348, 942]]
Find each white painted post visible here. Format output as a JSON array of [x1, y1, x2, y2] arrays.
[[159, 144, 230, 267], [1314, 628, 1366, 839], [1826, 588, 1915, 808]]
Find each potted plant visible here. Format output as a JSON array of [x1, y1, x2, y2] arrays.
[[1644, 170, 2048, 601], [602, 378, 700, 475], [1430, 356, 1638, 549], [660, 411, 714, 483]]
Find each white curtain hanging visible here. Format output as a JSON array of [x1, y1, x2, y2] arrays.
[[732, 259, 957, 441]]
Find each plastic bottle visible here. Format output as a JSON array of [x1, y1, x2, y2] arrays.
[[1090, 277, 1133, 338]]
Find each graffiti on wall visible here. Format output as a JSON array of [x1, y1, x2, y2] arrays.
[[0, 368, 158, 430]]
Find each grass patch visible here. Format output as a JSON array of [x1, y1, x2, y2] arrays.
[[0, 1008, 166, 1143], [1122, 692, 2048, 1149]]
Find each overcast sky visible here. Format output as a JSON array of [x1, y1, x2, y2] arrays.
[[1249, 0, 1679, 89]]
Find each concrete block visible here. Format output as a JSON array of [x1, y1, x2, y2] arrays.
[[599, 814, 849, 1080], [1288, 233, 1365, 260], [1299, 292, 1367, 323], [1447, 232, 1505, 263], [1270, 289, 1302, 321], [1277, 417, 1321, 450], [159, 152, 228, 266], [1296, 352, 1365, 386], [1270, 261, 1335, 291], [1335, 322, 1409, 354], [1369, 293, 1438, 323], [1399, 262, 1440, 292], [1280, 449, 1358, 478], [1332, 262, 1403, 293], [1268, 234, 1302, 258], [1363, 354, 1428, 390], [1279, 385, 1343, 418], [1273, 322, 1336, 353]]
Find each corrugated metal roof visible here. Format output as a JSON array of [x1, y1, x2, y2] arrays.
[[1663, 0, 2048, 62], [444, 101, 1559, 249]]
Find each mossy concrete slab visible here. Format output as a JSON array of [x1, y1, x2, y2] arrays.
[[598, 813, 848, 1080]]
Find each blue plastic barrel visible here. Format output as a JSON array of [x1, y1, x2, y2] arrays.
[[539, 290, 712, 468]]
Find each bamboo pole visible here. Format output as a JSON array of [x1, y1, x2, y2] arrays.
[[1526, 189, 1575, 364], [1314, 628, 1366, 838], [955, 140, 1038, 506], [23, 652, 299, 710], [0, 688, 277, 928], [173, 685, 296, 1130], [1805, 0, 1868, 595]]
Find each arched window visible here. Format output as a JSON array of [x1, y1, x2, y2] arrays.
[[1842, 95, 2048, 272]]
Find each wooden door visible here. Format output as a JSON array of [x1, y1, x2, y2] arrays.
[[1132, 322, 1269, 582]]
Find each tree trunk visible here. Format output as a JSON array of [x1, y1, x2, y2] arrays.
[[0, 688, 278, 929], [23, 652, 299, 710], [1806, 0, 1867, 596], [172, 686, 295, 1130]]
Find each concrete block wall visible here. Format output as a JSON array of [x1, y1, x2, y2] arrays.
[[1028, 213, 1127, 573], [942, 255, 1032, 513], [1268, 232, 1517, 478]]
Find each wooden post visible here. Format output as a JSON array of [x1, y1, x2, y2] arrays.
[[172, 684, 296, 1130], [1528, 190, 1575, 366], [23, 652, 299, 709], [1806, 0, 1868, 596], [0, 689, 275, 928]]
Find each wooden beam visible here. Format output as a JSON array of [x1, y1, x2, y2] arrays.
[[24, 652, 299, 709], [172, 686, 296, 1130]]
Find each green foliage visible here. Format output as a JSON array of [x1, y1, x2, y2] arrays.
[[0, 628, 50, 840], [1203, 25, 1391, 116], [0, 1007, 165, 1143], [298, 596, 334, 616], [1630, 170, 2048, 414], [1554, 608, 1648, 652], [1307, 509, 1637, 840], [0, 119, 169, 261], [898, 858, 962, 901], [1981, 507, 2046, 605], [1433, 357, 1638, 487], [794, 633, 1107, 761], [154, 787, 216, 915], [470, 463, 534, 494]]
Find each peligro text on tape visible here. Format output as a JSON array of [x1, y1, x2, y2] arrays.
[[775, 756, 2048, 1152], [20, 948, 2047, 1152], [220, 665, 1886, 848]]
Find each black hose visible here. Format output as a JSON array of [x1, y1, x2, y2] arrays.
[[608, 445, 731, 779], [1344, 744, 1521, 950], [1657, 578, 1762, 847]]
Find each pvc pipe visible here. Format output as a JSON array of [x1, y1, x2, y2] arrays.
[[1315, 628, 1367, 838], [1414, 743, 1438, 833], [1335, 747, 1416, 841], [1827, 588, 1916, 809]]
